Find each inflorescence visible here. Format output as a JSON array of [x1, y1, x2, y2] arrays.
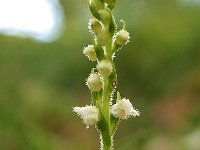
[[73, 0, 140, 149]]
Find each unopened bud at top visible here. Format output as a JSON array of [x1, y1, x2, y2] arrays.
[[89, 0, 101, 11], [115, 29, 130, 46], [83, 45, 97, 61], [87, 73, 102, 92], [97, 60, 113, 77], [89, 0, 101, 19], [99, 9, 110, 25], [89, 18, 102, 34]]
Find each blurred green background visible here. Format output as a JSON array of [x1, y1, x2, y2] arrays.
[[1, 0, 200, 149]]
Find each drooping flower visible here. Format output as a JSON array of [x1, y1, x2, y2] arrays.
[[83, 45, 97, 61], [111, 98, 140, 120], [115, 29, 130, 46], [97, 60, 113, 77], [86, 73, 102, 92], [73, 105, 99, 126]]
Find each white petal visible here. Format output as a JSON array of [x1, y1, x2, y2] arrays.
[[73, 105, 99, 126], [110, 98, 140, 120]]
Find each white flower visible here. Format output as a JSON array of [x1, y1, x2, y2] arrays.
[[115, 29, 130, 46], [86, 73, 102, 92], [111, 98, 140, 120], [73, 105, 99, 126], [83, 45, 97, 61], [97, 60, 113, 77]]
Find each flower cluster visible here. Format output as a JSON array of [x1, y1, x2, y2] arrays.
[[73, 0, 140, 149], [73, 97, 139, 127]]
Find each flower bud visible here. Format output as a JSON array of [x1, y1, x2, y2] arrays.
[[111, 98, 140, 120], [99, 9, 110, 25], [73, 105, 99, 126], [96, 28, 108, 46], [105, 0, 116, 10], [89, 0, 101, 11], [83, 45, 97, 61], [87, 73, 102, 92], [89, 0, 101, 19], [97, 60, 113, 77], [115, 29, 130, 46], [89, 18, 102, 34]]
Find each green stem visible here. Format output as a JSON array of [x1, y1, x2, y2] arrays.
[[90, 1, 118, 149], [99, 22, 117, 150], [100, 78, 112, 150], [101, 135, 113, 150]]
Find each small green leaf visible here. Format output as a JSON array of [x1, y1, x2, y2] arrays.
[[108, 13, 116, 38], [94, 45, 105, 61], [110, 115, 120, 135], [116, 91, 121, 102], [91, 92, 98, 105]]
